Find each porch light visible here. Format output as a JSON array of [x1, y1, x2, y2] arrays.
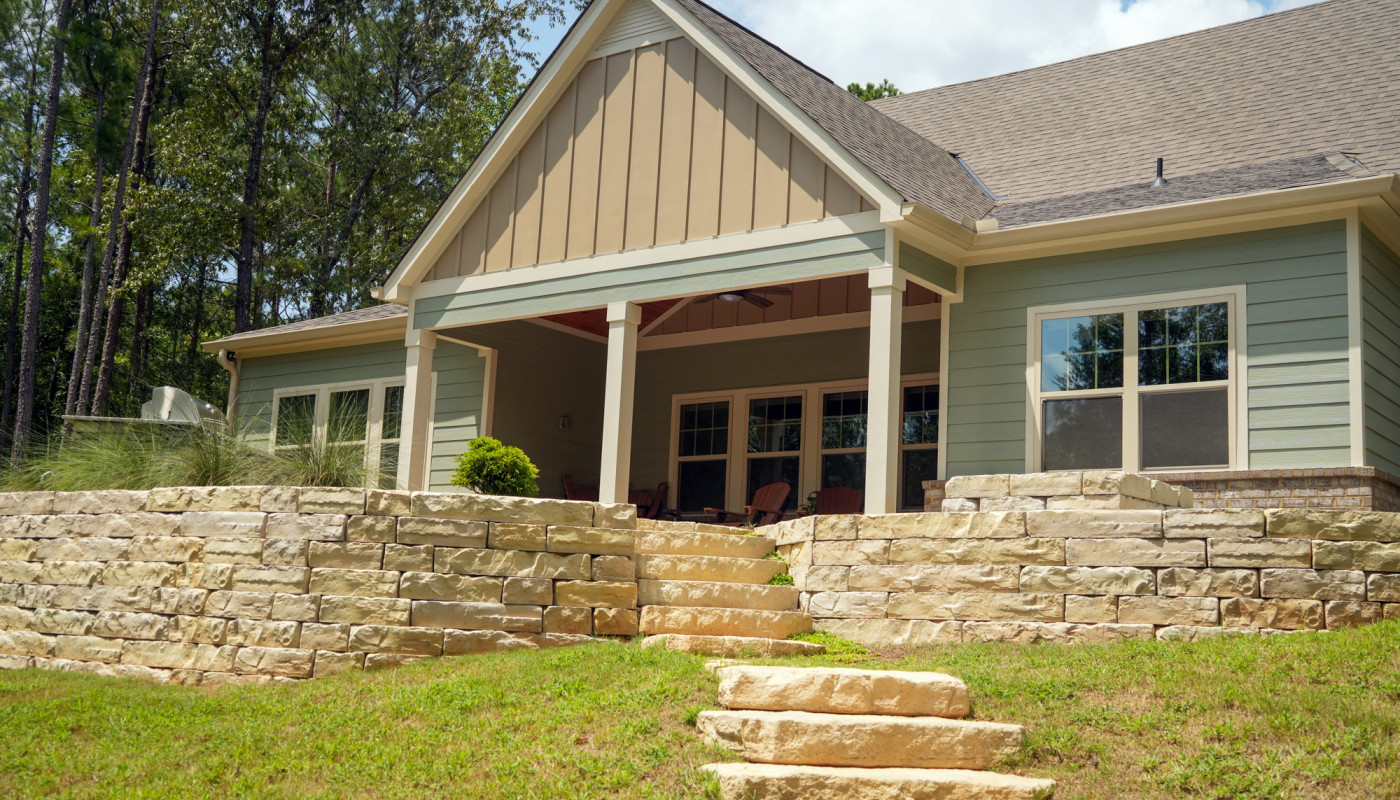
[[718, 292, 745, 303]]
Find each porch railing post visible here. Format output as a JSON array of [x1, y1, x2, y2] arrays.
[[866, 266, 906, 515], [600, 302, 641, 505], [398, 327, 437, 492]]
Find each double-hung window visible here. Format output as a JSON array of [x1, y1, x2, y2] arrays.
[[272, 380, 406, 487], [676, 400, 730, 512], [1031, 290, 1240, 472]]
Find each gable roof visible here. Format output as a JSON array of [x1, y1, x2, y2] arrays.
[[671, 0, 995, 223], [871, 0, 1400, 219]]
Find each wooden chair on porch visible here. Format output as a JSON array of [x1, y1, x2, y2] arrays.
[[562, 475, 598, 502], [705, 482, 791, 527], [813, 485, 864, 515], [629, 481, 669, 519]]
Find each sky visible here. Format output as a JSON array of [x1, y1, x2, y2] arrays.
[[522, 0, 1325, 93]]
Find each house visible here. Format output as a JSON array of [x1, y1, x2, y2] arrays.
[[203, 0, 1400, 515]]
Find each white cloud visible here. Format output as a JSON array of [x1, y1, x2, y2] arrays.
[[704, 0, 1325, 92]]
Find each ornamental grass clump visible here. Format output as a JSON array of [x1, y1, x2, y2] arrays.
[[450, 437, 540, 496]]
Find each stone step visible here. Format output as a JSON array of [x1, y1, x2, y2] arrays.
[[640, 606, 813, 639], [703, 763, 1056, 800], [636, 553, 786, 584], [638, 579, 799, 611], [697, 710, 1024, 770], [716, 666, 970, 718], [641, 634, 825, 657], [637, 529, 777, 560]]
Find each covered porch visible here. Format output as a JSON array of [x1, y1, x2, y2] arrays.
[[396, 236, 959, 517]]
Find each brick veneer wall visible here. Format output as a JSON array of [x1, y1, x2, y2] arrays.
[[0, 486, 640, 685], [765, 501, 1400, 646], [926, 468, 1400, 512]]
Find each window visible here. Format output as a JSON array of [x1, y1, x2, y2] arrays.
[[901, 384, 939, 509], [271, 379, 406, 487], [1031, 291, 1240, 473], [747, 395, 802, 511], [378, 385, 404, 489], [821, 390, 867, 491], [670, 376, 939, 514], [676, 400, 729, 513]]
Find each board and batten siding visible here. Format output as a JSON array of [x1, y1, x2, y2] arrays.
[[945, 221, 1351, 477], [628, 320, 942, 491], [424, 34, 869, 282], [1361, 228, 1400, 475], [233, 338, 488, 493]]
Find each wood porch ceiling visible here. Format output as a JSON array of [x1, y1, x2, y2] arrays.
[[538, 278, 938, 338]]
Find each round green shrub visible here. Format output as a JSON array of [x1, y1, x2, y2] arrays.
[[450, 437, 540, 497]]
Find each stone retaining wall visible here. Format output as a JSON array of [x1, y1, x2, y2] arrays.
[[0, 486, 640, 685], [924, 468, 1400, 512], [771, 473, 1400, 647]]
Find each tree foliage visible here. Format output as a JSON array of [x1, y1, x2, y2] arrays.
[[846, 79, 901, 101], [0, 0, 570, 456]]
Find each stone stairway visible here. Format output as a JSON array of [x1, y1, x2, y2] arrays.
[[700, 666, 1056, 799], [635, 525, 823, 656]]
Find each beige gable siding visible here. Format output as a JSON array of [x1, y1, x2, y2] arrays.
[[426, 37, 871, 282]]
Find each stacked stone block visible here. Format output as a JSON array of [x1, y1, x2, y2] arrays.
[[0, 486, 640, 684], [767, 473, 1400, 646]]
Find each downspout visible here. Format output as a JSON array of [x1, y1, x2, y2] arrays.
[[216, 349, 239, 427]]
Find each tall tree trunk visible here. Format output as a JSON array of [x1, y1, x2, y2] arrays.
[[234, 55, 277, 333], [1, 164, 33, 450], [92, 37, 159, 416], [127, 282, 151, 406], [78, 0, 159, 414], [12, 0, 75, 461], [64, 89, 106, 420]]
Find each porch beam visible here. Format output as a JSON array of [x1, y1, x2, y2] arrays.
[[599, 302, 641, 505], [866, 266, 907, 515], [397, 328, 437, 491]]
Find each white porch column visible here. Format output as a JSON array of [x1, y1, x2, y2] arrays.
[[866, 267, 906, 515], [599, 302, 641, 505], [397, 328, 437, 491]]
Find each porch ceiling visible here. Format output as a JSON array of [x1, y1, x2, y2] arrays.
[[539, 277, 938, 339]]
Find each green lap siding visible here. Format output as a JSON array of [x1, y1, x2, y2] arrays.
[[233, 337, 489, 492], [428, 341, 489, 491], [945, 221, 1351, 476], [235, 341, 408, 451], [1362, 229, 1400, 475]]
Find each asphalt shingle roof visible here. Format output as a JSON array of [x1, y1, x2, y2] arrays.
[[871, 0, 1400, 213], [993, 153, 1362, 229], [210, 304, 406, 344], [671, 0, 996, 222]]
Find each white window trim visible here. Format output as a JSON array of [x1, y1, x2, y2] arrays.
[[1025, 286, 1249, 474], [668, 373, 940, 513], [270, 377, 407, 484]]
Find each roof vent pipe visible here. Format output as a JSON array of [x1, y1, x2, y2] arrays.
[[1151, 157, 1168, 188]]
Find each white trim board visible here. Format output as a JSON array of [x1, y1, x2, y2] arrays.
[[410, 213, 883, 301]]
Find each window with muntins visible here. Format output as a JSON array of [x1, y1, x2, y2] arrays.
[[1033, 292, 1238, 473], [271, 380, 405, 487]]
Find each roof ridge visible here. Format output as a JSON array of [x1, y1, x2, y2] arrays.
[[874, 0, 1344, 102]]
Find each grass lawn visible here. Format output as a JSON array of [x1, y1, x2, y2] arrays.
[[2, 621, 1398, 799]]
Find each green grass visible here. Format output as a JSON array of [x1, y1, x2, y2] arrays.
[[777, 620, 1400, 800], [2, 623, 1398, 799], [0, 643, 732, 799]]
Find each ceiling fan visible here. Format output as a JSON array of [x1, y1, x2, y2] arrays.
[[692, 286, 792, 309]]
